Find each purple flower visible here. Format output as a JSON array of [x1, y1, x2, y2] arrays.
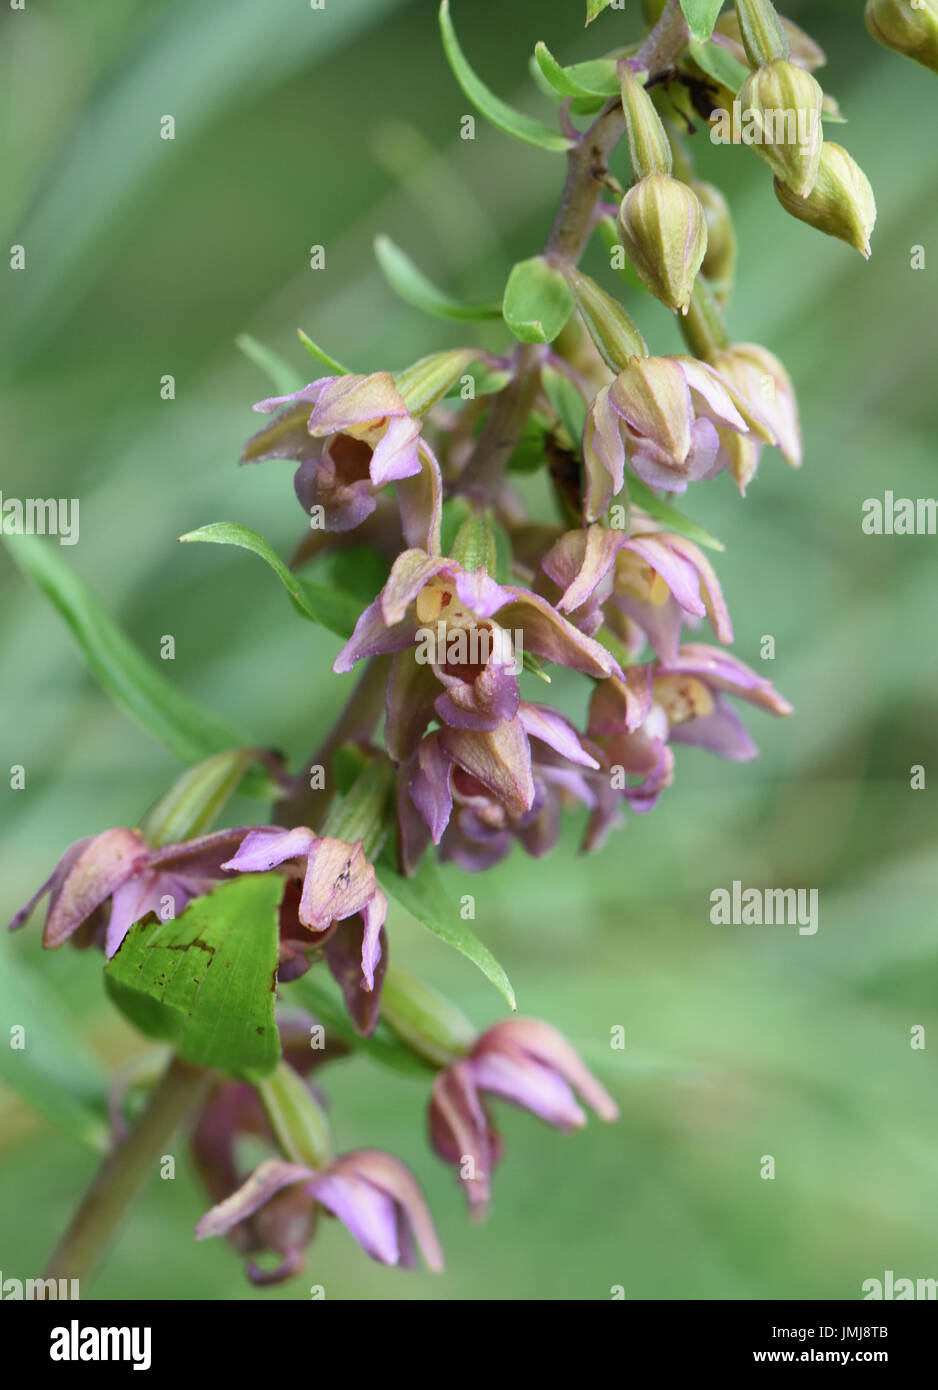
[[429, 1018, 618, 1217], [9, 826, 249, 958], [396, 703, 602, 873], [543, 521, 733, 663], [195, 1150, 444, 1273], [709, 343, 802, 494], [222, 828, 389, 1035], [241, 372, 442, 550], [587, 645, 793, 812], [583, 355, 772, 513]]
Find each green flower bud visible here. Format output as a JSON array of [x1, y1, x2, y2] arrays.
[[737, 59, 824, 197], [619, 65, 672, 180], [865, 0, 938, 74], [256, 1061, 333, 1169], [735, 0, 791, 67], [568, 266, 648, 373], [692, 181, 738, 302], [617, 173, 707, 316], [774, 142, 877, 258], [380, 966, 476, 1069]]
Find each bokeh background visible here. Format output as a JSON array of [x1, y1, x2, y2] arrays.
[[1, 0, 937, 1300]]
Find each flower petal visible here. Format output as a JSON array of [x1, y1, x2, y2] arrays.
[[194, 1158, 315, 1240], [221, 826, 315, 874]]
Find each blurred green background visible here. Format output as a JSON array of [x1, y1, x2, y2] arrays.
[[1, 0, 937, 1300]]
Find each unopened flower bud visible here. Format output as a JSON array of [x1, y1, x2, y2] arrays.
[[715, 12, 826, 71], [737, 59, 824, 197], [865, 0, 938, 74], [619, 64, 672, 179], [568, 266, 648, 373], [735, 0, 791, 67], [774, 142, 877, 258], [617, 173, 708, 316], [692, 181, 738, 301]]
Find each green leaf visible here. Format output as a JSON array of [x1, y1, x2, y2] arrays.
[[178, 521, 362, 638], [2, 531, 255, 770], [0, 954, 109, 1152], [105, 874, 283, 1081], [533, 43, 618, 99], [503, 256, 575, 345], [139, 748, 274, 847], [297, 328, 351, 376], [680, 0, 724, 44], [374, 234, 502, 322], [585, 0, 613, 23], [235, 333, 304, 394], [687, 38, 749, 92], [541, 364, 587, 446], [378, 847, 516, 1011], [288, 970, 431, 1078], [626, 474, 725, 552], [439, 1, 573, 153]]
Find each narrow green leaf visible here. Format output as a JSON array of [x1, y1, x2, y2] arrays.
[[297, 328, 351, 376], [439, 1, 573, 153], [179, 521, 362, 638], [541, 364, 587, 446], [503, 256, 575, 345], [687, 38, 749, 92], [533, 43, 618, 99], [378, 847, 516, 1011], [2, 531, 254, 769], [374, 234, 502, 322], [680, 0, 724, 44], [0, 954, 109, 1152], [235, 333, 304, 394], [626, 474, 726, 552], [288, 970, 431, 1078], [105, 874, 283, 1081]]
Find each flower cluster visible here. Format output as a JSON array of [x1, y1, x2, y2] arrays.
[[10, 0, 906, 1288]]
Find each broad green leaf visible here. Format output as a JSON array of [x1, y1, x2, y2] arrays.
[[235, 333, 304, 394], [178, 522, 362, 638], [680, 0, 724, 44], [439, 1, 574, 153], [0, 954, 109, 1152], [2, 531, 256, 771], [105, 874, 283, 1081], [503, 256, 575, 345], [626, 474, 726, 552], [288, 971, 431, 1078], [585, 0, 614, 23], [533, 43, 618, 99], [297, 328, 351, 376], [374, 234, 502, 321], [687, 38, 749, 92], [378, 847, 516, 1011]]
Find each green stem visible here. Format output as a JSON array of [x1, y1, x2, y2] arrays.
[[44, 1056, 211, 1289]]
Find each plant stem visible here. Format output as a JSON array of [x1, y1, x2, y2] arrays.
[[274, 654, 391, 829], [44, 1055, 211, 1289], [458, 0, 689, 499]]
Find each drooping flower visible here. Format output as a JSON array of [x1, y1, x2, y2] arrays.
[[708, 343, 802, 494], [334, 547, 621, 746], [196, 1150, 444, 1273], [398, 706, 605, 873], [429, 1018, 618, 1217], [583, 355, 770, 513], [8, 826, 249, 958], [222, 828, 388, 1035], [587, 645, 794, 812], [542, 520, 733, 663], [240, 373, 442, 550]]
